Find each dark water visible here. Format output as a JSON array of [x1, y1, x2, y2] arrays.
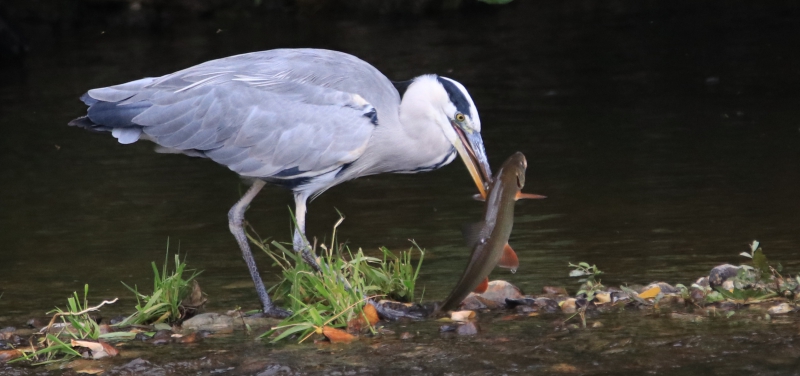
[[2, 1, 800, 374]]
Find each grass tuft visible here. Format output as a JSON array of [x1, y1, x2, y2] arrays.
[[118, 245, 202, 326], [247, 212, 425, 343]]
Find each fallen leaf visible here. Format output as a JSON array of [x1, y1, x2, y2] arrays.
[[71, 339, 118, 359], [76, 368, 105, 374], [0, 349, 23, 362], [363, 304, 379, 325], [638, 286, 661, 299], [347, 304, 381, 332], [321, 326, 356, 343]]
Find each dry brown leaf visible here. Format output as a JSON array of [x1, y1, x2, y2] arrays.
[[347, 304, 381, 332], [71, 339, 118, 359], [0, 349, 23, 363], [76, 368, 106, 375], [321, 326, 356, 343], [363, 304, 379, 325]]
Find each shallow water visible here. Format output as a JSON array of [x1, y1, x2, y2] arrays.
[[2, 1, 800, 374]]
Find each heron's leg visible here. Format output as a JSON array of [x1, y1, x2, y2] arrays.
[[228, 180, 290, 318], [293, 193, 322, 272]]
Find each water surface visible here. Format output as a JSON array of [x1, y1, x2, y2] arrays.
[[1, 2, 800, 374]]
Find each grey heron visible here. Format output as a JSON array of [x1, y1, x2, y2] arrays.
[[69, 48, 493, 318]]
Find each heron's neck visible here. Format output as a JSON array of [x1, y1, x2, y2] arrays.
[[345, 77, 455, 178]]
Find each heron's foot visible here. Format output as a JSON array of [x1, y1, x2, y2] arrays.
[[300, 248, 323, 273], [251, 306, 292, 319]]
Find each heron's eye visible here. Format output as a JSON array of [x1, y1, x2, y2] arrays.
[[455, 113, 466, 122]]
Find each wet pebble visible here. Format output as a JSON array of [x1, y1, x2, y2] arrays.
[[456, 322, 479, 336], [439, 324, 457, 333], [560, 298, 577, 314], [108, 316, 127, 325], [400, 332, 414, 340], [256, 364, 293, 376], [112, 358, 165, 375], [506, 297, 560, 313], [709, 264, 740, 287], [475, 280, 524, 307], [689, 288, 706, 304], [722, 280, 735, 291], [175, 331, 209, 344], [459, 295, 488, 310], [542, 286, 568, 296], [594, 292, 611, 304]]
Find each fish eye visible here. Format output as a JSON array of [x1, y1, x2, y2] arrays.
[[455, 113, 466, 122]]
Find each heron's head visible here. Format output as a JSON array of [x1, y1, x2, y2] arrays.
[[397, 75, 493, 197]]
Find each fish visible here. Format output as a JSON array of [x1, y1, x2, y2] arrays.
[[438, 152, 543, 312]]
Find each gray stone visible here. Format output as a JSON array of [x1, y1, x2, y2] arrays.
[[257, 364, 293, 376], [709, 264, 740, 287], [182, 313, 233, 333], [456, 321, 479, 336]]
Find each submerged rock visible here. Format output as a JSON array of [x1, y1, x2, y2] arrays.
[[456, 322, 479, 336], [182, 313, 233, 333], [255, 364, 293, 376], [110, 358, 166, 375], [767, 303, 793, 315]]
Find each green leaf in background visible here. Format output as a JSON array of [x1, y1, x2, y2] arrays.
[[752, 249, 770, 280]]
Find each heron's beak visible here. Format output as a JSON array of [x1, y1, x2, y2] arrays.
[[451, 122, 493, 198]]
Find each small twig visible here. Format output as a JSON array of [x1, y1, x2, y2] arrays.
[[42, 298, 119, 334]]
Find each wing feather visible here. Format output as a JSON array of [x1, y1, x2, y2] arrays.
[[79, 49, 389, 183]]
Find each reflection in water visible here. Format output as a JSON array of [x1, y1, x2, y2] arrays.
[[1, 2, 800, 374]]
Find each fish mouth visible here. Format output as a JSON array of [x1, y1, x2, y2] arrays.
[[451, 122, 492, 198]]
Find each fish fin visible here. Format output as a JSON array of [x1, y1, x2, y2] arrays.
[[461, 221, 487, 249], [516, 192, 547, 201], [472, 193, 485, 202], [474, 277, 489, 294], [497, 243, 520, 270]]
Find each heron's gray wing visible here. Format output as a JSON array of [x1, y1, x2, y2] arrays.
[[144, 49, 401, 118], [82, 78, 376, 180]]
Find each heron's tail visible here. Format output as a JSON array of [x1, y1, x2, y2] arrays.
[[68, 78, 156, 144]]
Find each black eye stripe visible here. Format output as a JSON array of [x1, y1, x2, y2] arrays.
[[437, 76, 472, 118]]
